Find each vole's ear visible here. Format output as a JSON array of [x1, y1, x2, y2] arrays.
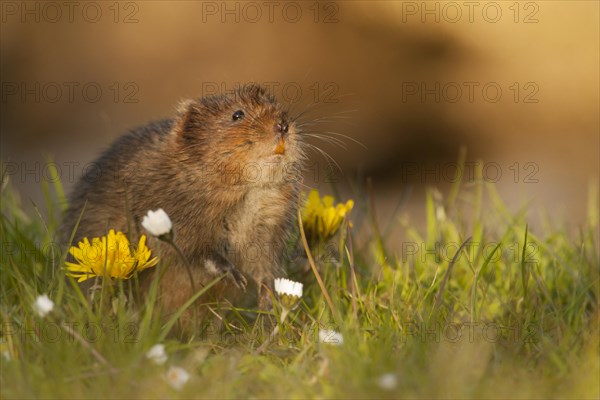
[[172, 99, 205, 141]]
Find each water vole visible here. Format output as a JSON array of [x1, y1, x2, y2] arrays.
[[62, 84, 306, 320]]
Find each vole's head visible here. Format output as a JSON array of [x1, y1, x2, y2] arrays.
[[174, 84, 305, 186]]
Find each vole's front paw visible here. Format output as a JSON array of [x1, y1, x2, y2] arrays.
[[205, 254, 247, 292], [227, 266, 248, 291]]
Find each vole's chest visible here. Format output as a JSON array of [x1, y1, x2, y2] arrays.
[[224, 187, 291, 250]]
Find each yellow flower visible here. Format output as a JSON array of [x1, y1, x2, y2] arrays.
[[302, 189, 354, 243], [65, 230, 158, 282]]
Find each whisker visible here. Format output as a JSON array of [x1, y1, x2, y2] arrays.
[[301, 130, 367, 149], [327, 108, 359, 116], [303, 133, 348, 149], [296, 116, 357, 129], [295, 179, 312, 191], [300, 112, 357, 123], [291, 101, 324, 123], [291, 99, 357, 123], [304, 143, 343, 174]]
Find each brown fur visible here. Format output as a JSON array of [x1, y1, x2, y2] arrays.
[[61, 84, 306, 324]]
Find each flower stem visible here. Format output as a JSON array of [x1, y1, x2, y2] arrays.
[[164, 238, 197, 296], [255, 308, 290, 354], [162, 237, 200, 330], [297, 206, 339, 322]]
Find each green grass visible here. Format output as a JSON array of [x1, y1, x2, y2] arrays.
[[1, 160, 598, 399]]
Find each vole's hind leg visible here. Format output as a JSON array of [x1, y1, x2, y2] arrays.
[[204, 253, 248, 291]]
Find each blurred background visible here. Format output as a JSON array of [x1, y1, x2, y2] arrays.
[[1, 1, 598, 237]]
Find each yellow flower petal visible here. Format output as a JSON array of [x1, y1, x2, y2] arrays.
[[64, 230, 159, 281], [301, 189, 354, 243]]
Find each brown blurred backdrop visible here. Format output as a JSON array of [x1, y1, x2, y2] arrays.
[[1, 1, 598, 235]]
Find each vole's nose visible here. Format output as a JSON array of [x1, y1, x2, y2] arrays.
[[274, 122, 289, 135], [274, 120, 289, 155]]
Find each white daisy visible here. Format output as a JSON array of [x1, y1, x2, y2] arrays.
[[33, 294, 54, 318], [142, 208, 172, 237], [274, 278, 303, 298], [165, 366, 190, 391], [377, 373, 398, 390], [146, 344, 167, 365]]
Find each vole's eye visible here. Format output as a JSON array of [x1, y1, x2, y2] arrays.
[[232, 110, 245, 121]]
